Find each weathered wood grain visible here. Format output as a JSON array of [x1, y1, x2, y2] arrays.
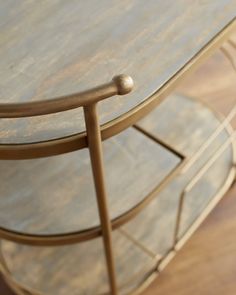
[[1, 94, 234, 294], [1, 31, 236, 295], [0, 127, 180, 235], [1, 232, 156, 295], [0, 1, 235, 143]]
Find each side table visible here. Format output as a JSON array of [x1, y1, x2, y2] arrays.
[[0, 1, 235, 294]]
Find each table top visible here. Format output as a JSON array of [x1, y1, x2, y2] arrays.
[[0, 0, 235, 144]]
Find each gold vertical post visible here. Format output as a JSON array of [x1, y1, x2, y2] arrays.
[[83, 103, 118, 295], [173, 191, 185, 247]]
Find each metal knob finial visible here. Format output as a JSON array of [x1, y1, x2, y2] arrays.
[[112, 74, 134, 95]]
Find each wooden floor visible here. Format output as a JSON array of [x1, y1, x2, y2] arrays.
[[1, 34, 236, 295]]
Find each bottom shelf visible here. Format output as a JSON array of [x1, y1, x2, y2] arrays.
[[1, 94, 235, 295], [1, 231, 158, 295]]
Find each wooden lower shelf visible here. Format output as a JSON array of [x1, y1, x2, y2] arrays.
[[0, 125, 180, 235], [0, 94, 234, 295], [1, 232, 157, 295]]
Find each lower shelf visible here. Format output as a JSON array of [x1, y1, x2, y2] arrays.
[[1, 94, 235, 295], [0, 118, 180, 237]]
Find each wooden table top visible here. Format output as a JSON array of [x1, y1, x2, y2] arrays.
[[0, 0, 235, 143]]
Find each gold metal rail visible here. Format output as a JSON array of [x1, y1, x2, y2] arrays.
[[0, 75, 133, 118], [174, 40, 236, 245], [0, 19, 235, 160], [0, 23, 236, 295]]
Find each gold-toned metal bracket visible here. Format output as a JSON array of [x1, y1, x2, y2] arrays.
[[83, 103, 118, 294], [174, 39, 236, 247]]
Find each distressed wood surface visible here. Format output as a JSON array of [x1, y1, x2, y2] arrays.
[[1, 94, 234, 295], [1, 35, 236, 295], [0, 126, 180, 235], [1, 231, 157, 295], [0, 0, 235, 143]]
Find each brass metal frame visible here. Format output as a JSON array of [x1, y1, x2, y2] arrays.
[[83, 103, 118, 294], [0, 75, 134, 118], [1, 95, 235, 295], [0, 19, 235, 160], [136, 110, 236, 295], [0, 155, 185, 246], [174, 131, 236, 245], [0, 19, 235, 248], [0, 19, 235, 295], [0, 74, 135, 294]]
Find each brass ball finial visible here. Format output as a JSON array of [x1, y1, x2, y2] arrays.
[[112, 74, 134, 95]]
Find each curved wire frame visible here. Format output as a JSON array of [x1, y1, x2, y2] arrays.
[[1, 121, 235, 295], [0, 74, 134, 118], [0, 20, 236, 295], [173, 38, 236, 246], [0, 19, 235, 160], [0, 20, 233, 248], [0, 73, 135, 295]]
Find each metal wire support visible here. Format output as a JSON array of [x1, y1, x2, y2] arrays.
[[174, 41, 236, 245], [1, 35, 236, 295], [0, 74, 134, 118], [84, 103, 118, 294], [0, 74, 134, 295], [81, 76, 134, 294], [174, 131, 236, 245]]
